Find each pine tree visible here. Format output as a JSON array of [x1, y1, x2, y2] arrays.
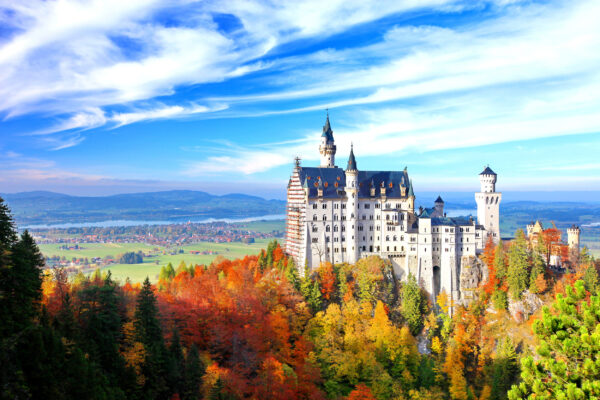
[[507, 230, 530, 300], [583, 265, 599, 294], [167, 328, 184, 396], [401, 273, 426, 336], [307, 278, 323, 313], [134, 277, 169, 399], [182, 344, 204, 400], [285, 257, 301, 291], [490, 337, 518, 400], [529, 251, 546, 294], [508, 281, 600, 399], [493, 240, 507, 281]]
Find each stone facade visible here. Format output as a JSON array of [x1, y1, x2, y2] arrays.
[[285, 116, 502, 305]]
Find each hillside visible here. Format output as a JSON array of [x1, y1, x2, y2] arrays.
[[1, 190, 286, 226]]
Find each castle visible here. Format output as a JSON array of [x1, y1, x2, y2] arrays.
[[285, 115, 509, 304]]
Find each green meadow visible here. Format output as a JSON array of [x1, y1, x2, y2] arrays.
[[39, 239, 273, 283]]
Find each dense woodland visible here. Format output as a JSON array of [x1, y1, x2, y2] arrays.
[[2, 195, 600, 400]]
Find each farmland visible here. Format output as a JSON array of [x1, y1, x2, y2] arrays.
[[38, 238, 273, 283]]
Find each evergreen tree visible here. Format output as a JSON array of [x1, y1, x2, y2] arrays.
[[583, 265, 599, 295], [167, 328, 185, 396], [490, 337, 518, 400], [307, 278, 323, 313], [529, 251, 546, 294], [507, 230, 530, 300], [508, 281, 600, 399], [285, 257, 301, 292], [177, 260, 187, 274], [134, 277, 170, 399], [182, 344, 204, 400], [494, 240, 507, 281], [401, 273, 426, 336]]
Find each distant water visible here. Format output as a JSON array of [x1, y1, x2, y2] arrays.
[[24, 214, 286, 230], [445, 209, 476, 217]]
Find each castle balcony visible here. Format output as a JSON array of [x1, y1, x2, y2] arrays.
[[361, 251, 406, 258]]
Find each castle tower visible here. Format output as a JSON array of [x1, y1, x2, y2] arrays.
[[319, 114, 336, 168], [567, 225, 580, 254], [345, 144, 359, 263], [434, 195, 444, 217], [475, 166, 502, 243]]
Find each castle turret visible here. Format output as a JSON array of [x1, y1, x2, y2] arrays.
[[475, 166, 502, 243], [319, 114, 336, 168], [434, 195, 444, 217], [567, 225, 580, 254], [345, 144, 359, 263]]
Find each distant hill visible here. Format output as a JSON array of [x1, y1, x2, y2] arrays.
[[1, 190, 286, 226]]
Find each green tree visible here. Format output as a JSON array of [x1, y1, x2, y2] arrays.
[[285, 257, 301, 292], [494, 240, 507, 281], [307, 278, 323, 313], [583, 265, 599, 295], [401, 273, 426, 336], [182, 344, 204, 400], [490, 337, 518, 400], [529, 251, 546, 294], [508, 281, 600, 399], [134, 277, 170, 399], [507, 230, 530, 300]]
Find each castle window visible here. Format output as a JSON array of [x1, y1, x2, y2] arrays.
[[312, 238, 318, 243], [394, 246, 397, 251], [375, 203, 380, 209], [334, 204, 339, 209], [313, 215, 317, 221], [323, 215, 327, 221], [326, 236, 330, 242], [342, 204, 346, 209], [393, 236, 397, 241], [312, 226, 318, 233], [342, 226, 346, 232], [369, 226, 373, 231], [334, 214, 338, 221], [377, 215, 380, 220], [376, 226, 380, 231], [362, 215, 366, 220], [322, 204, 327, 209], [313, 204, 318, 209], [365, 204, 370, 209], [363, 236, 366, 241], [386, 236, 389, 241], [326, 225, 330, 232], [334, 225, 338, 232], [387, 246, 389, 251], [334, 237, 338, 242], [370, 215, 373, 220]]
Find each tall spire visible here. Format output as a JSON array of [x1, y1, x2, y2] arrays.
[[408, 179, 414, 197], [322, 111, 334, 142], [346, 143, 357, 171]]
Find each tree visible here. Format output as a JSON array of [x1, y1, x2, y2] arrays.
[[347, 384, 376, 400], [508, 281, 600, 399], [308, 278, 323, 313], [401, 273, 426, 336], [134, 277, 169, 399], [529, 250, 546, 294], [490, 337, 518, 400], [583, 265, 599, 295], [284, 257, 301, 292], [493, 240, 507, 281], [181, 345, 204, 400], [507, 230, 530, 300]]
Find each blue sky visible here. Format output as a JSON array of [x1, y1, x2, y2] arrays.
[[1, 0, 600, 199]]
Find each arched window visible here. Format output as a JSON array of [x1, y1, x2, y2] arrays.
[[323, 215, 327, 221], [326, 225, 331, 232], [386, 235, 390, 241], [334, 225, 338, 232], [313, 215, 317, 221]]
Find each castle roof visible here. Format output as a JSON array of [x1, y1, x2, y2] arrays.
[[435, 195, 444, 203], [480, 166, 496, 175], [321, 114, 334, 142], [297, 166, 410, 199], [430, 216, 475, 226], [346, 144, 357, 171], [408, 179, 414, 197]]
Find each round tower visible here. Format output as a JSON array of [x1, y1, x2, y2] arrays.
[[319, 114, 336, 168], [345, 144, 359, 263], [567, 225, 580, 254], [434, 195, 444, 216], [475, 166, 502, 243]]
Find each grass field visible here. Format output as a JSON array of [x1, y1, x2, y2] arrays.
[[39, 239, 274, 283]]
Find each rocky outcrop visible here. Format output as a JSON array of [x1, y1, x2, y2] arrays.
[[508, 290, 543, 322], [459, 256, 485, 306]]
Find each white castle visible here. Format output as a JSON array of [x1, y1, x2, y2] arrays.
[[285, 115, 503, 303]]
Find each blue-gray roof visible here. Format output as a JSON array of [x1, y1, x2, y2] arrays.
[[430, 216, 475, 226], [435, 195, 444, 203], [480, 166, 496, 175], [347, 145, 357, 171], [321, 115, 334, 142], [298, 166, 410, 199]]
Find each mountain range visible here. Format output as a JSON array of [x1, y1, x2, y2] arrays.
[[1, 190, 286, 226]]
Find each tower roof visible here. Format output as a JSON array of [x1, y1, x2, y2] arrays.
[[435, 195, 444, 203], [346, 144, 357, 171], [321, 113, 334, 142], [480, 166, 497, 175], [408, 179, 414, 197]]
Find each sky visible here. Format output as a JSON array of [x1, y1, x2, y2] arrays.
[[1, 0, 600, 200]]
